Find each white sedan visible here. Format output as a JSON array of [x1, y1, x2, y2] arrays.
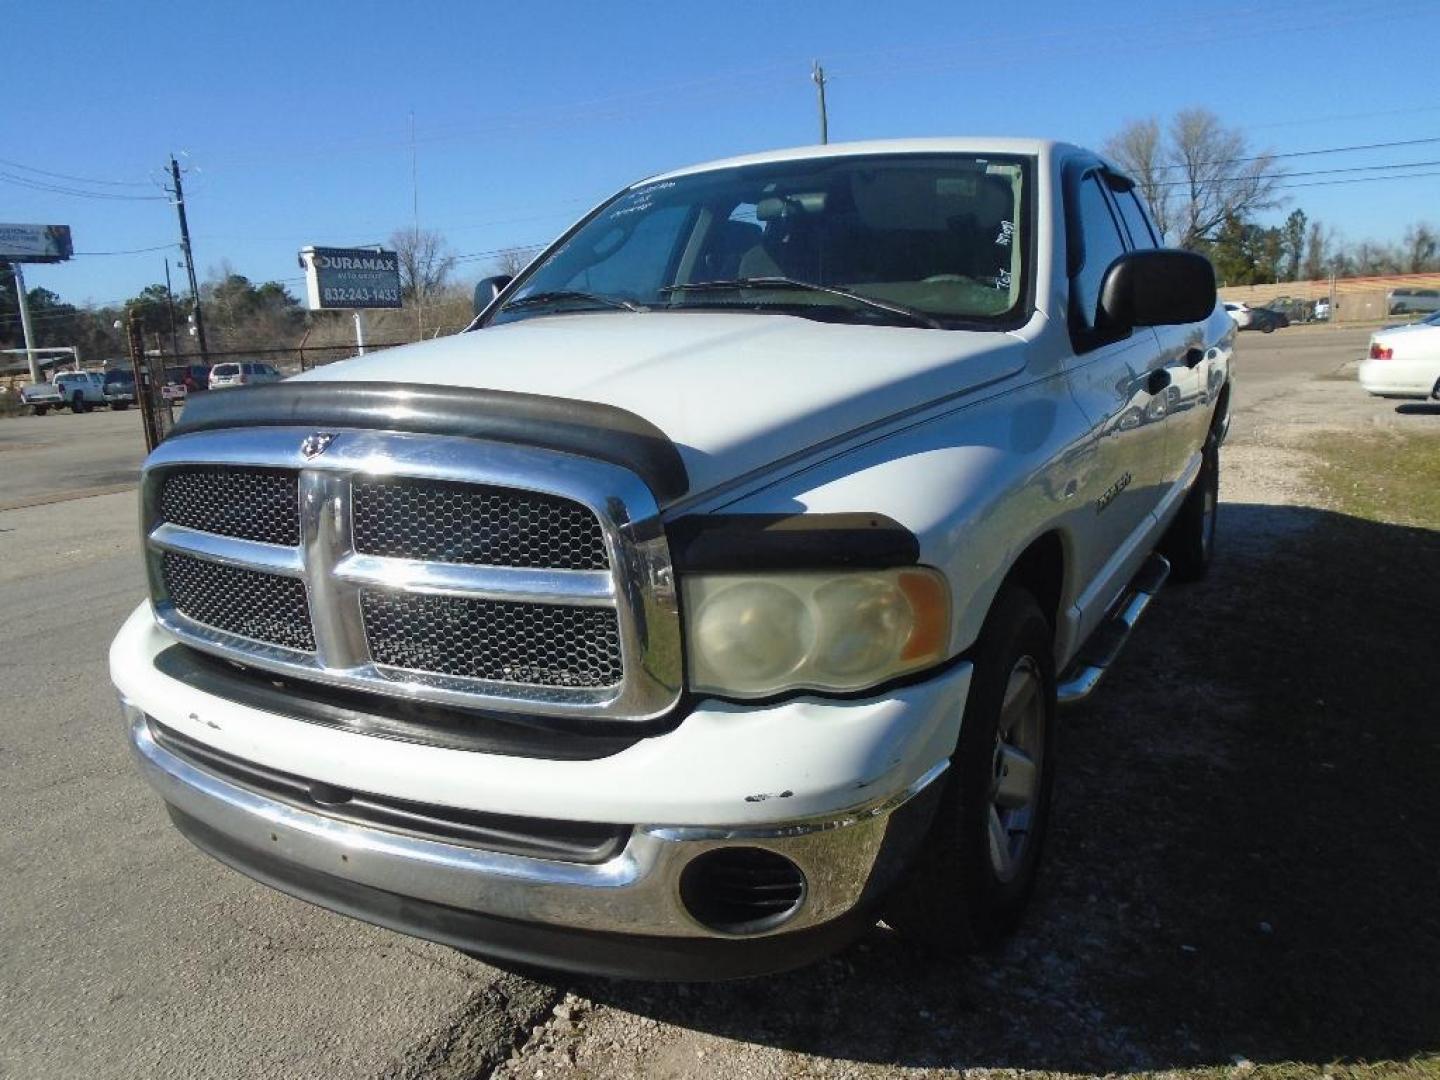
[[1359, 312, 1440, 399]]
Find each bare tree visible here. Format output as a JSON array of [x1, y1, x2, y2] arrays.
[[1103, 117, 1170, 241], [1301, 221, 1331, 281], [490, 246, 543, 279], [1105, 108, 1284, 249], [390, 227, 456, 303], [1400, 222, 1439, 273]]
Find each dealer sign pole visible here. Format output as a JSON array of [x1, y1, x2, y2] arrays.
[[10, 262, 40, 384]]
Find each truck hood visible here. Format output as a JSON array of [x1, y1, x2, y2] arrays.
[[295, 311, 1027, 501]]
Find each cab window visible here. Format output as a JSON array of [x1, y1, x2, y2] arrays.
[[1070, 173, 1128, 336]]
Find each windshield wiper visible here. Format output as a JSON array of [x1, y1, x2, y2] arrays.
[[503, 290, 647, 314], [660, 277, 944, 330]]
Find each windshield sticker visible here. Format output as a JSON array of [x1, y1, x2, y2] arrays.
[[994, 268, 1013, 290], [995, 220, 1015, 247]]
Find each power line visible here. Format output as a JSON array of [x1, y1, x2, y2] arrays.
[[74, 243, 179, 256], [0, 170, 170, 201], [0, 156, 156, 188], [1154, 135, 1440, 172], [1277, 169, 1440, 191], [1155, 157, 1440, 188]]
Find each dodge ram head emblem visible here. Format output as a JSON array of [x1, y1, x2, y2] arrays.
[[300, 432, 337, 459]]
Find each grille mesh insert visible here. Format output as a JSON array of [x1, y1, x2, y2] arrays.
[[162, 552, 314, 652], [159, 467, 299, 545], [360, 590, 622, 688], [352, 477, 608, 570]]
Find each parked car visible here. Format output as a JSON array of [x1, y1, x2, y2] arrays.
[[48, 370, 109, 413], [112, 138, 1231, 980], [207, 361, 284, 389], [18, 377, 63, 415], [161, 364, 211, 401], [103, 369, 136, 410], [1224, 302, 1281, 332], [1262, 297, 1307, 324], [1313, 297, 1331, 321], [1360, 314, 1440, 399], [1386, 287, 1440, 316], [1257, 305, 1290, 329]]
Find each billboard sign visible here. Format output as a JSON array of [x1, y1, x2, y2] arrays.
[[299, 246, 402, 310], [0, 224, 73, 264]]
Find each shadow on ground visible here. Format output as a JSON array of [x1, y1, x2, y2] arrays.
[[540, 503, 1440, 1072], [1396, 403, 1440, 415]]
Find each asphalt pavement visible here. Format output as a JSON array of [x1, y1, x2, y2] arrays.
[[0, 325, 1378, 1079]]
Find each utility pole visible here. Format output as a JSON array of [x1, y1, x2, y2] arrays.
[[163, 258, 181, 358], [812, 61, 829, 145], [9, 262, 40, 383], [169, 155, 209, 363], [410, 109, 423, 339]]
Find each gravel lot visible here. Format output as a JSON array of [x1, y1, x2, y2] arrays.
[[1, 325, 1434, 1079]]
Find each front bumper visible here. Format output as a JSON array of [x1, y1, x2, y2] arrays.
[[124, 699, 948, 978]]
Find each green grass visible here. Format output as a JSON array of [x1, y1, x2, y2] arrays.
[[1307, 429, 1440, 530]]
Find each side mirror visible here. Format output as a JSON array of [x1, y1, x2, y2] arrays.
[[474, 275, 513, 316], [1098, 249, 1216, 331]]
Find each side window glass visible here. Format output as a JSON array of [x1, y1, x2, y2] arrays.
[[1072, 174, 1128, 331], [1114, 190, 1157, 249]]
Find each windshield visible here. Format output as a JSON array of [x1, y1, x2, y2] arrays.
[[213, 364, 239, 376], [492, 153, 1030, 330]]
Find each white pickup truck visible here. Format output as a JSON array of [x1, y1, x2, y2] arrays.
[[111, 138, 1232, 980], [19, 370, 108, 415]]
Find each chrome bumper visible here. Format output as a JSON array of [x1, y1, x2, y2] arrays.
[[124, 700, 945, 948]]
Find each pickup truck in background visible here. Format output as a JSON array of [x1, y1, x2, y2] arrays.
[[18, 377, 64, 415], [112, 138, 1231, 980], [19, 370, 108, 414]]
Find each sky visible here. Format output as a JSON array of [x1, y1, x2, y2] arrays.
[[4, 0, 1437, 309]]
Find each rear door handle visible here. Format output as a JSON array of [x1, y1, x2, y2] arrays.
[[1184, 347, 1205, 369], [1147, 368, 1172, 395]]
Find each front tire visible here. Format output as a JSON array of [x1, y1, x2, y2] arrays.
[[1162, 433, 1219, 582], [887, 584, 1057, 954]]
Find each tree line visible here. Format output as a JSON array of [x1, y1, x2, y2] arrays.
[[1105, 107, 1440, 287]]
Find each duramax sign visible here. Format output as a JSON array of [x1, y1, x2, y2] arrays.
[[299, 246, 402, 309], [0, 224, 73, 263]]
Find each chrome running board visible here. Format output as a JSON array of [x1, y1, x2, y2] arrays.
[[1057, 552, 1171, 706]]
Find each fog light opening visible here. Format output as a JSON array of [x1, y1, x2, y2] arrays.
[[679, 847, 807, 936]]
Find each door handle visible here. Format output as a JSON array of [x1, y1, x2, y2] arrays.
[[1184, 347, 1205, 369], [1147, 368, 1172, 395]]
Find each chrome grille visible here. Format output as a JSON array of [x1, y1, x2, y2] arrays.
[[353, 477, 607, 569], [361, 590, 622, 687], [159, 467, 299, 545], [161, 552, 314, 652], [141, 427, 681, 723]]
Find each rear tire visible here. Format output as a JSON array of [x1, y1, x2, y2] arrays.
[[887, 584, 1057, 954], [1163, 433, 1219, 582]]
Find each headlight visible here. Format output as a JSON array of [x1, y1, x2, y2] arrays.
[[683, 568, 950, 698]]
